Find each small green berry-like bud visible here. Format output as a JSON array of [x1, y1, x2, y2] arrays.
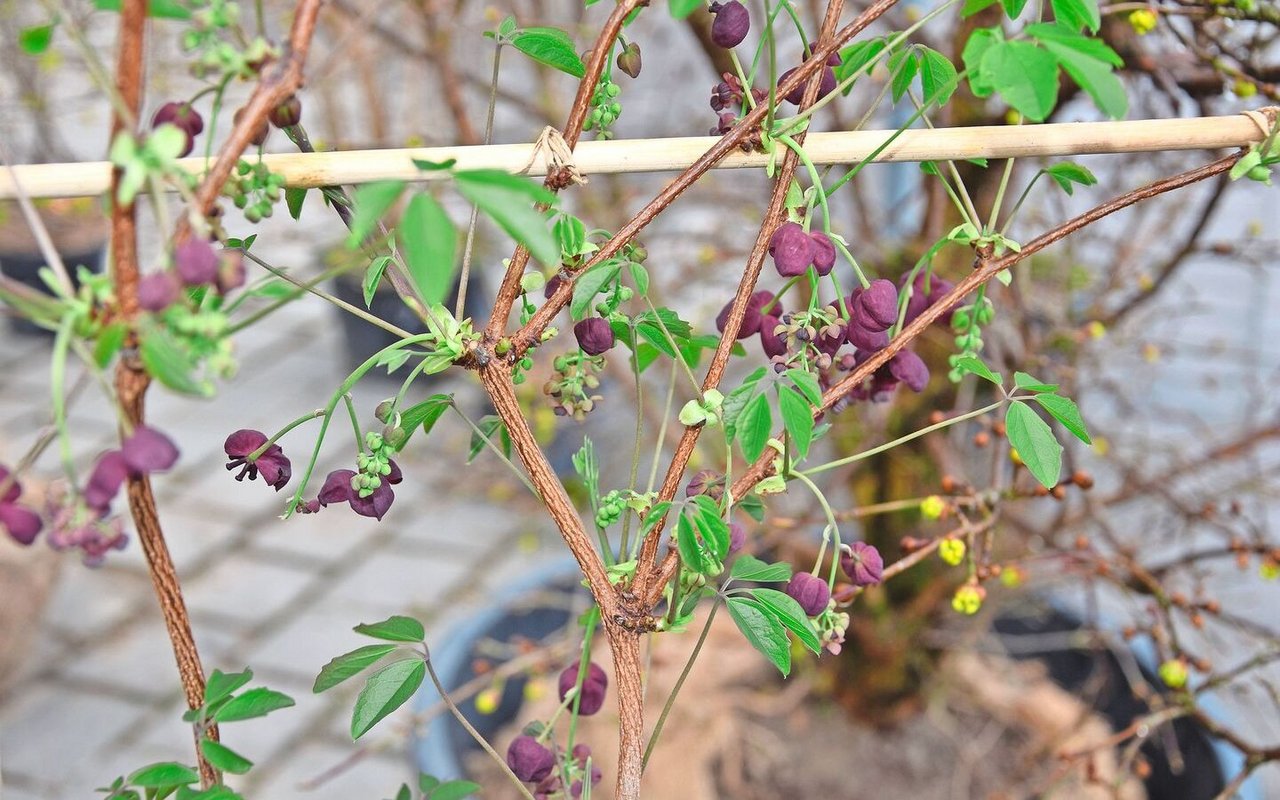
[[375, 400, 395, 423], [1158, 658, 1189, 689]]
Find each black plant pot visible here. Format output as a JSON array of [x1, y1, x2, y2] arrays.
[[330, 272, 487, 378], [0, 245, 105, 335]]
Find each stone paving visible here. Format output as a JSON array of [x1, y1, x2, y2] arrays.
[[0, 217, 568, 799]]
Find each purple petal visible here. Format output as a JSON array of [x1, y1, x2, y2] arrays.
[[175, 239, 219, 286], [317, 470, 356, 507], [84, 450, 129, 513], [0, 503, 42, 545], [889, 349, 929, 392], [0, 466, 21, 504], [224, 429, 268, 459], [122, 426, 180, 475]]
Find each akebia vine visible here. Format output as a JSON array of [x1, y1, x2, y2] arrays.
[[0, 0, 1278, 798]]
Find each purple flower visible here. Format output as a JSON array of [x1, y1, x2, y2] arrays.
[[809, 232, 836, 276], [558, 661, 609, 716], [348, 481, 395, 521], [507, 735, 556, 783], [808, 42, 844, 66], [138, 272, 181, 312], [901, 272, 957, 325], [316, 465, 399, 520], [217, 250, 246, 293], [769, 221, 815, 277], [122, 426, 180, 475], [759, 314, 786, 358], [716, 290, 778, 339], [268, 95, 302, 129], [224, 429, 292, 491], [0, 465, 42, 545], [709, 0, 750, 48], [889, 349, 929, 392], [84, 450, 129, 514], [786, 572, 831, 616], [856, 279, 899, 330], [175, 239, 219, 286], [780, 66, 837, 105], [152, 101, 203, 158], [841, 541, 884, 587], [574, 318, 616, 356], [685, 469, 725, 501], [317, 469, 357, 507], [845, 320, 888, 351]]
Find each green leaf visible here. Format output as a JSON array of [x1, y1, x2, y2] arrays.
[[394, 785, 412, 800], [570, 263, 621, 319], [736, 493, 766, 522], [962, 0, 1000, 16], [429, 779, 483, 800], [94, 322, 128, 368], [727, 597, 791, 676], [954, 356, 1003, 385], [509, 27, 585, 78], [204, 668, 254, 705], [628, 262, 650, 295], [199, 740, 252, 775], [397, 395, 452, 446], [729, 554, 792, 583], [919, 47, 959, 106], [351, 658, 426, 740], [676, 511, 714, 575], [362, 255, 393, 307], [314, 644, 399, 693], [1044, 162, 1098, 195], [888, 48, 920, 103], [412, 158, 458, 172], [420, 774, 441, 793], [19, 24, 55, 55], [639, 501, 673, 537], [722, 367, 767, 439], [354, 615, 425, 643], [127, 763, 199, 789], [140, 329, 207, 396], [1032, 393, 1092, 444], [94, 0, 190, 18], [468, 415, 510, 463], [213, 687, 295, 723], [777, 386, 814, 460], [1005, 402, 1063, 488], [751, 588, 822, 653], [454, 171, 558, 267], [737, 393, 773, 462], [962, 27, 1003, 98], [668, 0, 703, 18], [981, 41, 1060, 122], [1041, 40, 1127, 119], [1051, 0, 1101, 32], [784, 368, 822, 407], [346, 181, 406, 248], [690, 495, 730, 561], [401, 193, 458, 306], [1024, 24, 1122, 66], [1013, 371, 1058, 393], [285, 187, 306, 220]]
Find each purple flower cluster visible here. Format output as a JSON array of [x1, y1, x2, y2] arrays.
[[310, 461, 403, 521], [507, 737, 603, 799], [769, 222, 836, 278], [708, 73, 766, 135], [139, 239, 245, 313], [558, 661, 609, 715]]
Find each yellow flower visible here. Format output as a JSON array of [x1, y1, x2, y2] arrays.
[[1158, 659, 1188, 689], [952, 584, 984, 615], [939, 538, 966, 566], [1086, 320, 1107, 340], [1000, 565, 1024, 588], [920, 495, 946, 520], [475, 686, 502, 714]]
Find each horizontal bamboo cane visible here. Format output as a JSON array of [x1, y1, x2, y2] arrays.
[[0, 114, 1268, 200]]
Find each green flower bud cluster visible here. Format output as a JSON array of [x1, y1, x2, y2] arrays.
[[947, 296, 995, 381], [223, 159, 284, 223], [583, 79, 623, 139], [595, 489, 625, 529], [353, 431, 394, 499], [544, 352, 605, 420], [183, 2, 279, 83]]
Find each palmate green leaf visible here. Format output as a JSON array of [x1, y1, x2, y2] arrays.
[[676, 511, 714, 575], [727, 597, 791, 677], [454, 170, 559, 266], [213, 687, 295, 723], [401, 193, 458, 306], [737, 392, 773, 463], [835, 39, 888, 93], [351, 658, 426, 740], [1033, 393, 1092, 444], [690, 494, 730, 561], [723, 367, 767, 439], [509, 27, 586, 77], [1051, 0, 1101, 32], [346, 180, 406, 248], [1044, 162, 1098, 195], [729, 554, 793, 583], [314, 644, 399, 693], [888, 47, 920, 103], [1042, 41, 1127, 119], [751, 588, 822, 653], [1024, 23, 1122, 65], [285, 187, 306, 220], [199, 739, 253, 775], [570, 263, 621, 319], [784, 368, 822, 407], [205, 668, 254, 705], [1006, 401, 1063, 488], [354, 615, 426, 642], [777, 385, 814, 460], [127, 763, 199, 789], [981, 40, 1060, 121], [395, 395, 452, 449]]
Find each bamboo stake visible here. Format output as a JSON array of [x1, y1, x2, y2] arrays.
[[0, 114, 1267, 200]]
